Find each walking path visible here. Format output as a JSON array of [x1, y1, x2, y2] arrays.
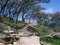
[[15, 26, 41, 45]]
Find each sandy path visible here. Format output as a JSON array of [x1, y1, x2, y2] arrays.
[[0, 24, 41, 45], [13, 36, 41, 45], [13, 26, 41, 45], [19, 36, 41, 45]]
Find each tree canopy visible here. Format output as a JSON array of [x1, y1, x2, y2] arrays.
[[0, 0, 51, 23]]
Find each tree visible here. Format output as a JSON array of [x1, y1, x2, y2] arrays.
[[51, 12, 60, 31], [52, 12, 60, 20], [25, 5, 46, 23], [0, 0, 51, 23], [21, 0, 50, 22]]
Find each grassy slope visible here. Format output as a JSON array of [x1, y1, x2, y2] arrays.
[[27, 25, 49, 36], [0, 16, 60, 45], [0, 16, 26, 29], [27, 25, 60, 45], [42, 37, 60, 45], [0, 16, 26, 33]]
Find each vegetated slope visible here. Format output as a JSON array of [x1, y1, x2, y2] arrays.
[[27, 24, 60, 45], [27, 25, 49, 36], [0, 15, 60, 45], [0, 16, 26, 29], [15, 26, 41, 45], [0, 23, 41, 45], [0, 16, 41, 45], [0, 22, 7, 33]]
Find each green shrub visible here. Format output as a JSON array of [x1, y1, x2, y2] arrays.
[[42, 37, 60, 45], [54, 28, 60, 32], [49, 23, 55, 28], [27, 26, 36, 33], [34, 25, 49, 36], [0, 29, 3, 33], [0, 16, 26, 29], [27, 25, 49, 36]]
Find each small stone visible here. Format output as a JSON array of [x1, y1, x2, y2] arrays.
[[0, 43, 4, 45], [13, 42, 20, 45]]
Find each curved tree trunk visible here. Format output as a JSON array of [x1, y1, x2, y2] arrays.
[[22, 13, 25, 22], [16, 15, 19, 24]]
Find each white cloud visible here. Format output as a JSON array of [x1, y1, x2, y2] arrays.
[[42, 8, 54, 14]]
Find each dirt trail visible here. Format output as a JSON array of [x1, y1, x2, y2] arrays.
[[16, 36, 40, 45], [13, 24, 41, 45], [0, 24, 41, 45]]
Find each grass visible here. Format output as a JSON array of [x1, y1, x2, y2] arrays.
[[34, 25, 49, 36], [27, 26, 37, 33], [35, 25, 60, 45], [27, 25, 60, 45], [10, 22, 26, 29], [0, 23, 8, 33], [27, 25, 49, 36], [0, 16, 26, 29], [0, 30, 3, 33], [42, 37, 60, 45]]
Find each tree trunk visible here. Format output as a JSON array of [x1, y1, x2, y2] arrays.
[[22, 13, 25, 22], [29, 18, 31, 23], [0, 0, 9, 14], [16, 15, 19, 24], [9, 8, 11, 19]]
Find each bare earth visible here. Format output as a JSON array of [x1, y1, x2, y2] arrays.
[[14, 26, 41, 45], [13, 36, 41, 45], [0, 24, 41, 45], [20, 36, 40, 45]]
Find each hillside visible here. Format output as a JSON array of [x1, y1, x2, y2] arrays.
[[0, 16, 41, 45], [0, 16, 60, 45], [0, 22, 41, 45]]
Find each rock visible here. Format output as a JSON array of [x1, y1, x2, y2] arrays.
[[52, 33, 60, 38], [0, 43, 4, 45], [53, 35, 60, 39], [13, 42, 20, 45], [40, 34, 53, 39], [0, 33, 7, 38], [8, 44, 12, 45], [0, 22, 8, 30]]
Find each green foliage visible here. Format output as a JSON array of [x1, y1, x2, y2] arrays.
[[10, 22, 26, 29], [0, 16, 26, 29], [54, 28, 60, 32], [0, 29, 3, 33], [34, 25, 49, 36], [49, 23, 55, 28], [52, 12, 60, 20], [27, 26, 36, 33], [27, 25, 49, 36], [42, 37, 60, 45], [0, 27, 4, 33], [0, 23, 7, 33]]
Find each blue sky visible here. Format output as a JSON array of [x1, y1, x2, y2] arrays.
[[40, 0, 60, 13]]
